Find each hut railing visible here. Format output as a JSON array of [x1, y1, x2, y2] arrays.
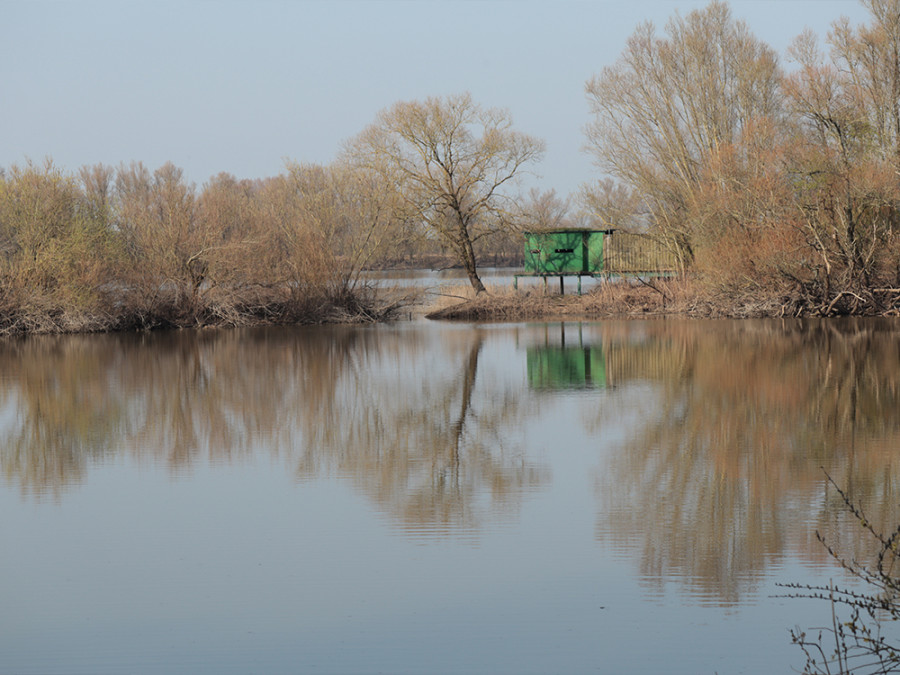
[[603, 232, 679, 275]]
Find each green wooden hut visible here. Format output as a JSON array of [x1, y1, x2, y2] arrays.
[[523, 229, 610, 275], [516, 229, 613, 294]]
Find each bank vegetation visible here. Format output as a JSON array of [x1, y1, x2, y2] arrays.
[[0, 159, 422, 334], [583, 0, 900, 319], [4, 0, 900, 333]]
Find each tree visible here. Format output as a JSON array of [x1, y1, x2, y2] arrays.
[[114, 162, 213, 319], [578, 178, 648, 232], [0, 159, 116, 314], [346, 92, 545, 294], [830, 0, 900, 166], [282, 160, 412, 291], [782, 6, 900, 309], [584, 1, 782, 270], [518, 187, 571, 230]]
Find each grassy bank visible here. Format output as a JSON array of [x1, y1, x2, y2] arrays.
[[424, 276, 900, 321], [7, 273, 896, 336], [425, 280, 677, 321]]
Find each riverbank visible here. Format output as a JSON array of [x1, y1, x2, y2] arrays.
[[425, 280, 681, 321], [5, 272, 897, 336], [0, 284, 417, 336], [423, 276, 898, 321]]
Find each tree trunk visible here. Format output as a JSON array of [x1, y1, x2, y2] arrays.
[[458, 221, 487, 294], [449, 337, 483, 474]]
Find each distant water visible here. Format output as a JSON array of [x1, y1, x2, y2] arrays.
[[363, 266, 610, 293], [2, 316, 898, 674]]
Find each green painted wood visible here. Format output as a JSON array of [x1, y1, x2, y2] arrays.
[[526, 346, 607, 390], [524, 230, 606, 275]]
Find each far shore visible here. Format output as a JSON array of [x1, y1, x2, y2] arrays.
[[421, 276, 900, 322], [423, 282, 684, 322], [3, 274, 895, 338]]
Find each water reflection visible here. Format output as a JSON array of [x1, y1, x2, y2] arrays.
[[0, 326, 548, 533], [3, 318, 900, 605], [593, 318, 900, 603], [0, 335, 127, 496], [526, 323, 606, 390], [291, 327, 549, 533]]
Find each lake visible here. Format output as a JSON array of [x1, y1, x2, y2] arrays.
[[364, 266, 609, 294], [1, 316, 898, 674]]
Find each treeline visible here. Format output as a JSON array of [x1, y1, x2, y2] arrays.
[[6, 1, 900, 333], [584, 0, 900, 316], [0, 159, 442, 333], [0, 105, 535, 334]]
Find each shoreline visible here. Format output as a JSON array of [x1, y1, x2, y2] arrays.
[[424, 278, 900, 322], [425, 285, 682, 322], [3, 276, 898, 337]]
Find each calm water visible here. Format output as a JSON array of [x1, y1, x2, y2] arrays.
[[364, 267, 609, 294], [2, 317, 899, 674]]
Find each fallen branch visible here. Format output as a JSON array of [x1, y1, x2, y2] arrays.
[[824, 291, 866, 316]]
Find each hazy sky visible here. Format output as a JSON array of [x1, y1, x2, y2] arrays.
[[2, 1, 872, 196]]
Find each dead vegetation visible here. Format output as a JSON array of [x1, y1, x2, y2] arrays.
[[582, 1, 900, 323], [425, 274, 900, 322], [9, 0, 900, 335], [426, 278, 682, 321], [0, 160, 411, 335]]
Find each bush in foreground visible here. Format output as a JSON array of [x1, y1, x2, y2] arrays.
[[781, 474, 900, 675]]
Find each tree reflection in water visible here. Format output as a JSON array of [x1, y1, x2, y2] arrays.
[[592, 318, 900, 604], [3, 318, 900, 602], [0, 325, 549, 532], [292, 326, 549, 534]]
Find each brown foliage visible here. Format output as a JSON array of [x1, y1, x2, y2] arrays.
[[0, 160, 408, 334], [584, 1, 900, 317], [346, 92, 545, 294], [585, 1, 781, 270], [0, 160, 120, 330], [594, 318, 900, 603]]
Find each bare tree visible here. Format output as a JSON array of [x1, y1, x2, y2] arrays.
[[584, 1, 781, 269], [346, 92, 545, 293], [784, 12, 900, 306], [578, 178, 648, 232], [518, 187, 571, 230], [282, 160, 413, 291], [114, 162, 215, 319], [0, 159, 115, 318], [831, 0, 900, 166]]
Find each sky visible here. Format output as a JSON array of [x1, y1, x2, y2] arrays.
[[1, 0, 873, 197]]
